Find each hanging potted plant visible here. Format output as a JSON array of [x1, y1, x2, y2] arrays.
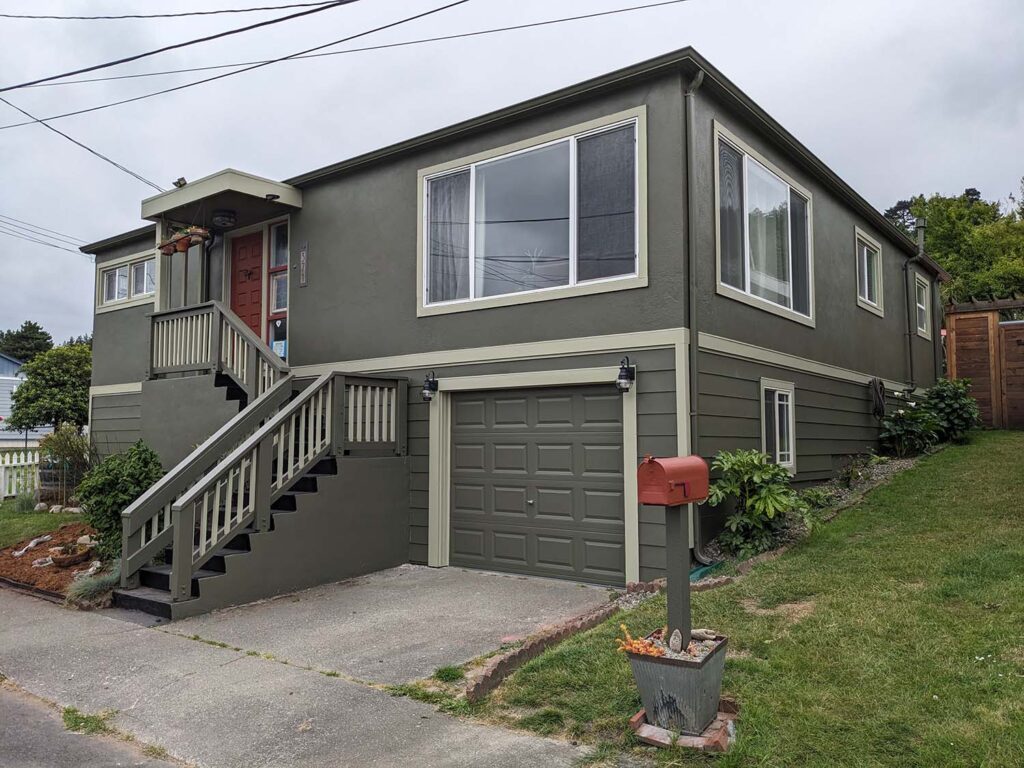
[[184, 225, 210, 246]]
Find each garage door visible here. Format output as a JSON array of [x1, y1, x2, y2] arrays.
[[449, 385, 626, 585]]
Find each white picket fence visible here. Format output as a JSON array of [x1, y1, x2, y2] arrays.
[[0, 449, 39, 499]]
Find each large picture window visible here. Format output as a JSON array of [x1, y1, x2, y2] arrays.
[[716, 125, 813, 324], [424, 119, 638, 307]]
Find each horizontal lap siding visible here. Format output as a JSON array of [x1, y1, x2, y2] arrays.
[[90, 393, 142, 458], [397, 348, 679, 574], [698, 351, 880, 484]]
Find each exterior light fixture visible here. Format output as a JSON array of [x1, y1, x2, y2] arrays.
[[211, 209, 237, 229], [265, 193, 280, 202], [616, 357, 636, 394], [421, 371, 439, 402]]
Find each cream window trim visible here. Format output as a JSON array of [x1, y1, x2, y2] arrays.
[[759, 377, 797, 475], [416, 106, 648, 317], [95, 250, 158, 314], [915, 275, 932, 340], [426, 366, 641, 583], [713, 120, 816, 328], [854, 227, 884, 317]]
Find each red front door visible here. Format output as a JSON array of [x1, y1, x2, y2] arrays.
[[230, 232, 264, 338]]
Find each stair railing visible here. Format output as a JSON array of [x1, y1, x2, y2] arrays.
[[119, 376, 294, 589], [148, 300, 288, 401], [166, 373, 407, 601]]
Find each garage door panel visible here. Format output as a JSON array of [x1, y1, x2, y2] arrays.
[[451, 385, 625, 586]]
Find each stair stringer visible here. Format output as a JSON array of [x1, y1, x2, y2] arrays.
[[167, 455, 410, 619]]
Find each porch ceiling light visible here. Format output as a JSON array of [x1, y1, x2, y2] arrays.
[[421, 371, 439, 402], [211, 209, 237, 229], [616, 357, 636, 394]]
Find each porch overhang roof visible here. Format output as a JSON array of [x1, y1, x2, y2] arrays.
[[141, 169, 301, 230]]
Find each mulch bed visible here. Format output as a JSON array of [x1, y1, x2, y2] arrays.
[[0, 523, 96, 595]]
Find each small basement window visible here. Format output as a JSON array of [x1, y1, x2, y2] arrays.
[[761, 378, 796, 472]]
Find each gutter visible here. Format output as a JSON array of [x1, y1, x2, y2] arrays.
[[682, 67, 713, 565]]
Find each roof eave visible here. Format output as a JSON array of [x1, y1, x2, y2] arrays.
[[80, 224, 156, 255]]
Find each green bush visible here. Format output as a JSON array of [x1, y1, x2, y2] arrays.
[[76, 442, 163, 561], [12, 492, 36, 513], [39, 423, 97, 479], [707, 449, 809, 558], [800, 486, 839, 510], [924, 378, 981, 443], [879, 398, 940, 458]]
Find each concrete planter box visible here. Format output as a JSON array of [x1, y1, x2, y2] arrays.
[[626, 635, 728, 736]]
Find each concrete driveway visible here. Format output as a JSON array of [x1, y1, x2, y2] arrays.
[[168, 564, 612, 684], [0, 566, 613, 767]]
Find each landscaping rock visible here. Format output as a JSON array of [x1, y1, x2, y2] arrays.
[[669, 629, 683, 653], [33, 503, 47, 512], [48, 505, 63, 514], [64, 507, 82, 515], [76, 535, 95, 546]]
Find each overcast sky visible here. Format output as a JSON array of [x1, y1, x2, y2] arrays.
[[0, 0, 1021, 342]]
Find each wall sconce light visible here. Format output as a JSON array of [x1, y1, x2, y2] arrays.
[[616, 357, 636, 394], [421, 371, 439, 402]]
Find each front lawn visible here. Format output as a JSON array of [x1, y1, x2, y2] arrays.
[[485, 431, 1024, 766], [0, 499, 79, 549]]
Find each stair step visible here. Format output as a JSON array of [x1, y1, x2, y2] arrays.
[[308, 457, 338, 476], [271, 495, 296, 512], [139, 564, 222, 595], [163, 544, 247, 569], [112, 587, 175, 619], [290, 476, 318, 493]]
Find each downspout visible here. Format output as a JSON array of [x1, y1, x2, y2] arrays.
[[683, 67, 713, 565], [902, 217, 926, 392]]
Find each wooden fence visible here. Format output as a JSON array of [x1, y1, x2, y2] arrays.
[[0, 448, 39, 499]]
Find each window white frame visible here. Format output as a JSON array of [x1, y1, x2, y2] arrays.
[[95, 251, 159, 313], [855, 227, 884, 317], [714, 121, 815, 328], [269, 272, 288, 314], [915, 274, 931, 339], [760, 377, 797, 474], [416, 107, 648, 317]]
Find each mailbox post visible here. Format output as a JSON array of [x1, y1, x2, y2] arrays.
[[637, 455, 710, 649]]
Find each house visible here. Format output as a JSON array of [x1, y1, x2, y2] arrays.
[[0, 352, 50, 448], [81, 47, 946, 618]]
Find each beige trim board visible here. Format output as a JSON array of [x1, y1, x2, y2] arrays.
[[89, 383, 143, 397], [698, 332, 908, 391], [427, 366, 641, 583], [290, 327, 689, 378]]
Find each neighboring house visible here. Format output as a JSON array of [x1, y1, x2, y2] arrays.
[[81, 47, 947, 618], [0, 352, 50, 447]]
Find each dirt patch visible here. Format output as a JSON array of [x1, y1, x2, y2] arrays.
[[0, 523, 96, 595], [740, 598, 816, 624]]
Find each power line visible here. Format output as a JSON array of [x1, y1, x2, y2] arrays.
[[23, 0, 694, 92], [0, 96, 164, 192], [0, 2, 338, 20], [0, 0, 472, 130], [0, 0, 357, 93], [0, 225, 84, 254], [0, 218, 85, 247], [0, 214, 86, 243]]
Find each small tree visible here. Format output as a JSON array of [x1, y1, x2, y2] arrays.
[[0, 320, 53, 364], [7, 344, 91, 432]]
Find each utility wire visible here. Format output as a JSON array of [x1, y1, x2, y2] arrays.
[[0, 218, 86, 247], [23, 0, 693, 91], [0, 0, 357, 93], [0, 0, 472, 130], [0, 96, 165, 191], [0, 214, 86, 243], [0, 225, 84, 254], [0, 2, 337, 20]]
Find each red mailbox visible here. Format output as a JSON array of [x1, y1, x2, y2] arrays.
[[637, 455, 709, 507]]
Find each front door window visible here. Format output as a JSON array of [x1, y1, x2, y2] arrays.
[[267, 222, 289, 360]]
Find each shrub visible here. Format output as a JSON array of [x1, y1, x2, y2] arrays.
[[65, 562, 121, 607], [800, 486, 839, 510], [924, 378, 980, 443], [879, 399, 939, 458], [12, 492, 36, 513], [39, 424, 96, 478], [76, 442, 163, 561], [707, 449, 808, 558]]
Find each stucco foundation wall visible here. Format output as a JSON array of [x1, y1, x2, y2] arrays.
[[373, 347, 679, 582], [697, 350, 882, 485], [90, 392, 142, 458]]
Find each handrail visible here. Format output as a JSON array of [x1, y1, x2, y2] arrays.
[[119, 376, 294, 587], [148, 300, 289, 402]]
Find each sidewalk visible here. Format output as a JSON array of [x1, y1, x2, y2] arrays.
[[0, 589, 584, 768]]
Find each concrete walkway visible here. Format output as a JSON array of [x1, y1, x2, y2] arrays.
[[0, 570, 600, 768]]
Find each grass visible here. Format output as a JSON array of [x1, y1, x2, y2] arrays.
[[62, 706, 115, 735], [433, 665, 466, 683], [0, 499, 80, 549], [483, 431, 1024, 766]]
